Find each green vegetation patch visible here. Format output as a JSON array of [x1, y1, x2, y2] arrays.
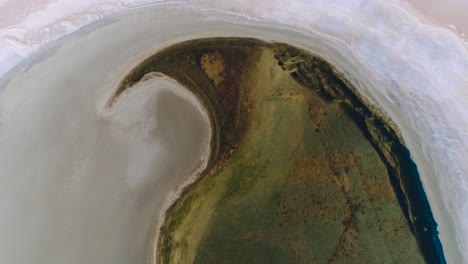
[[115, 38, 443, 263]]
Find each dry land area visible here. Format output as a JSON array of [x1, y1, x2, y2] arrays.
[[115, 38, 444, 264]]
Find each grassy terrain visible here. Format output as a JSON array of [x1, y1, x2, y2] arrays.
[[114, 38, 443, 263]]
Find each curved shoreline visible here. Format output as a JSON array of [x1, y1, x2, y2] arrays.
[[273, 44, 446, 263], [113, 37, 446, 263], [1, 0, 467, 75], [103, 73, 214, 264], [1, 6, 466, 261], [0, 1, 463, 262]]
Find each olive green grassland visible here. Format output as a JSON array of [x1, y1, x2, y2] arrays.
[[114, 38, 442, 264]]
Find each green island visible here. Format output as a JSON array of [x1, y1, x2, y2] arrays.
[[115, 38, 444, 264]]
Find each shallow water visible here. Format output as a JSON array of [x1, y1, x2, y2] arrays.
[[0, 41, 211, 263]]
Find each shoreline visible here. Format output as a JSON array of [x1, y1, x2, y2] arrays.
[[0, 2, 466, 262], [102, 73, 215, 264], [114, 37, 446, 263], [274, 43, 446, 263], [0, 0, 466, 76], [112, 38, 268, 264]]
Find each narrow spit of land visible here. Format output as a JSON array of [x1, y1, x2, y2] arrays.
[[114, 38, 444, 264]]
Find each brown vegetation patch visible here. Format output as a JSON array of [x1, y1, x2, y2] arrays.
[[200, 52, 225, 86]]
